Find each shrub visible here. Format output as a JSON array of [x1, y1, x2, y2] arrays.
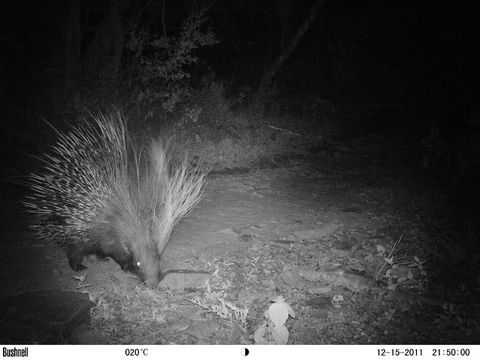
[[126, 9, 219, 112]]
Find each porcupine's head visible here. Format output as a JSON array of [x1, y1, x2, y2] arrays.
[[86, 186, 164, 287], [101, 199, 162, 287]]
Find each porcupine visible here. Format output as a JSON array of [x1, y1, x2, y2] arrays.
[[24, 111, 207, 287]]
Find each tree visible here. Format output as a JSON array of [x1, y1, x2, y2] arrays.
[[83, 0, 125, 82], [253, 0, 327, 114], [63, 0, 127, 94], [64, 0, 81, 92]]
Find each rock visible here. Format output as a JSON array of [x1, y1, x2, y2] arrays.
[[305, 295, 332, 309], [333, 239, 353, 251], [308, 286, 332, 294], [158, 271, 211, 291], [280, 269, 306, 288], [293, 224, 341, 241]]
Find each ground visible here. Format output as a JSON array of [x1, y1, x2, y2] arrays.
[[1, 131, 479, 344]]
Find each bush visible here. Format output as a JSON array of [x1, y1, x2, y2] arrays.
[[126, 9, 219, 113]]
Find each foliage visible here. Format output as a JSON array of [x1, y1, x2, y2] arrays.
[[254, 295, 295, 344], [188, 259, 249, 325], [194, 77, 232, 123], [421, 126, 452, 169], [126, 9, 219, 112], [171, 76, 232, 129], [375, 235, 428, 292]]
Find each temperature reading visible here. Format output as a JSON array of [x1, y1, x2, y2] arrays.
[[125, 348, 149, 356]]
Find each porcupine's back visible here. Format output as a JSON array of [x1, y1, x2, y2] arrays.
[[24, 112, 161, 285]]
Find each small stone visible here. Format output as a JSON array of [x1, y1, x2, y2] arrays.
[[333, 240, 353, 251], [280, 269, 305, 288], [331, 248, 350, 257], [285, 233, 297, 242], [305, 295, 332, 309], [238, 233, 254, 242], [309, 286, 332, 294], [159, 271, 211, 291]]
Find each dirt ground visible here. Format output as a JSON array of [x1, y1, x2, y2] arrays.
[[1, 134, 479, 344]]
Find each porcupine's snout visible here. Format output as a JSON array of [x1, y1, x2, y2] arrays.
[[109, 213, 163, 287], [136, 247, 162, 287], [112, 247, 161, 287]]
